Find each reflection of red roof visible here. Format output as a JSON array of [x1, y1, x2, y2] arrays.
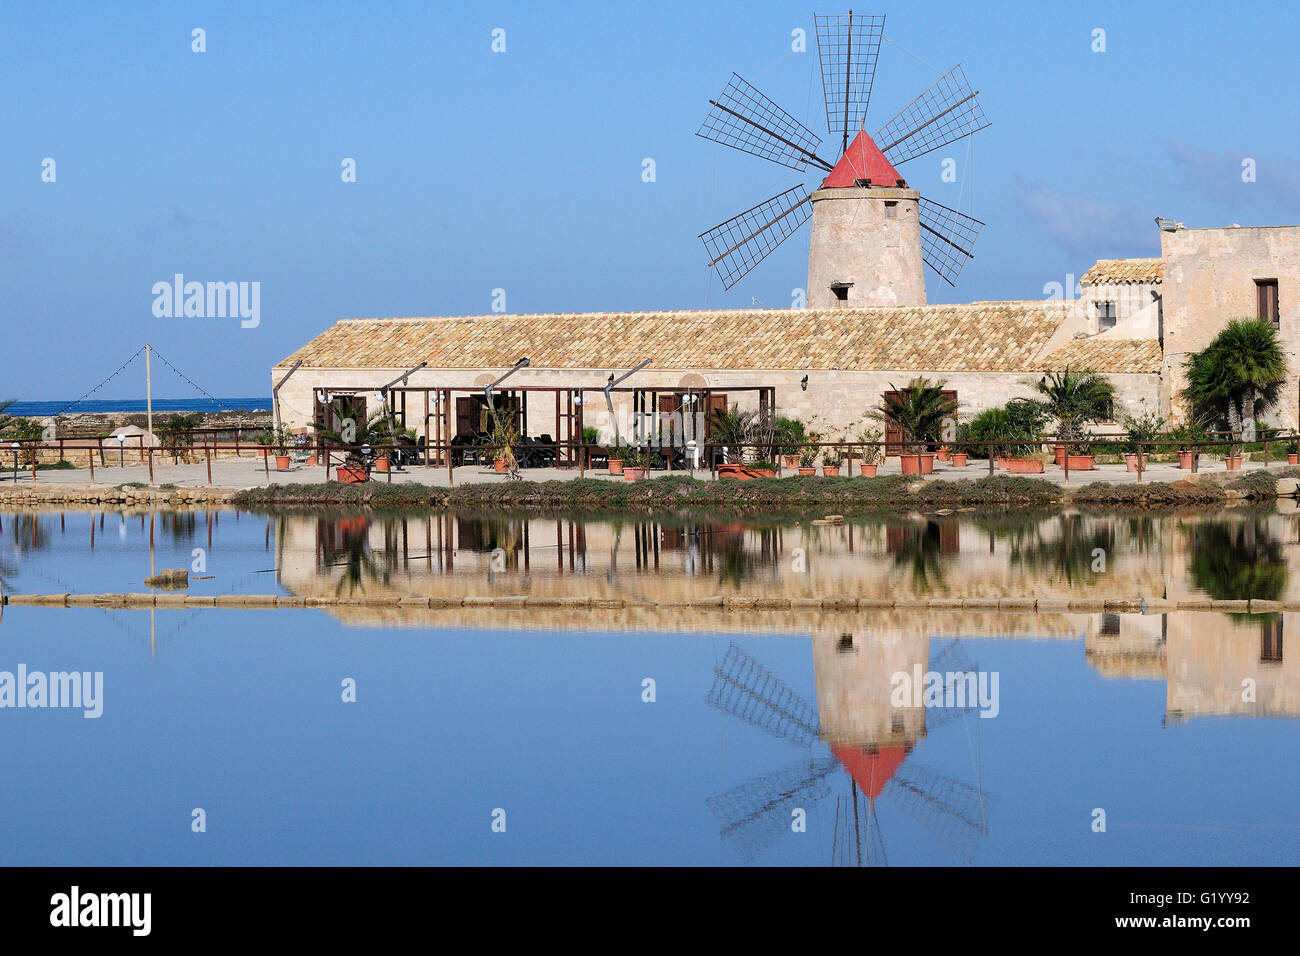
[[832, 745, 907, 799], [822, 130, 906, 189]]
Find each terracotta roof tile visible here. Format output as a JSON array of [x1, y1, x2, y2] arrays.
[[277, 302, 1074, 373], [1081, 257, 1164, 285], [1040, 335, 1163, 374]]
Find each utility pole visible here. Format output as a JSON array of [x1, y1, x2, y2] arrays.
[[145, 344, 154, 441], [145, 344, 155, 486]]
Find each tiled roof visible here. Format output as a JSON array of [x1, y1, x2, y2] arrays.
[[277, 302, 1073, 373], [1081, 257, 1164, 285], [1040, 335, 1163, 374]]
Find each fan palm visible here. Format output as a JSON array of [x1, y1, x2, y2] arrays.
[[872, 377, 957, 454], [1182, 319, 1286, 435], [1030, 367, 1116, 446]]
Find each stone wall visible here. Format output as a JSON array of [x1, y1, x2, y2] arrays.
[[1160, 224, 1300, 427]]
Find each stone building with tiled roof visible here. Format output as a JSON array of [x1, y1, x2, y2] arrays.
[[272, 220, 1300, 448]]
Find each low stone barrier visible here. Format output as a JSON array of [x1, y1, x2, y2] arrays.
[[1, 592, 1295, 615]]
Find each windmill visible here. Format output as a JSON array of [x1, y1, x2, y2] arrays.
[[696, 11, 989, 305], [705, 641, 991, 865]]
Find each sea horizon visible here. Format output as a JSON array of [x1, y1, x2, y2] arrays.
[[6, 397, 273, 416]]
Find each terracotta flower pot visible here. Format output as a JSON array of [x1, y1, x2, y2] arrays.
[[1065, 455, 1094, 471], [307, 455, 317, 467], [936, 448, 951, 462], [1225, 456, 1242, 471], [374, 456, 390, 473], [1178, 450, 1195, 469], [1124, 453, 1139, 472], [608, 458, 624, 475], [783, 455, 799, 469], [995, 456, 1008, 470], [919, 454, 934, 475], [754, 469, 776, 479], [951, 453, 968, 467], [336, 465, 367, 484], [900, 454, 921, 475], [1289, 454, 1298, 465], [275, 454, 291, 471], [493, 458, 507, 473], [1005, 457, 1044, 474], [624, 466, 644, 481], [859, 463, 878, 477], [1054, 445, 1066, 467], [822, 465, 842, 477], [797, 467, 817, 476]]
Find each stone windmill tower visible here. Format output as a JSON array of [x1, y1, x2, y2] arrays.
[[696, 11, 990, 308]]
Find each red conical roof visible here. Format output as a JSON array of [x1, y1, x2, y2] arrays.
[[822, 130, 906, 189], [831, 745, 908, 800]]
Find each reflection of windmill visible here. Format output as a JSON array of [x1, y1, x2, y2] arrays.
[[696, 11, 989, 298], [706, 642, 990, 864]]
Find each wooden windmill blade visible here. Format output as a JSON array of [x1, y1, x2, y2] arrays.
[[696, 73, 833, 172], [917, 196, 985, 286], [874, 63, 990, 166], [707, 757, 840, 862], [814, 11, 887, 155], [705, 641, 822, 745], [699, 186, 814, 291]]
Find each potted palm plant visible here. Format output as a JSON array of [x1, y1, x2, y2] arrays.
[[775, 417, 806, 469], [1121, 411, 1164, 473], [607, 439, 625, 475], [872, 378, 957, 476], [1030, 367, 1115, 472], [622, 446, 646, 481], [821, 446, 844, 476], [797, 445, 818, 475], [1288, 441, 1298, 466], [312, 402, 387, 483], [856, 427, 882, 477], [488, 416, 518, 475]]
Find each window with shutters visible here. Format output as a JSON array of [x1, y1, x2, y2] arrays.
[[1257, 279, 1280, 328]]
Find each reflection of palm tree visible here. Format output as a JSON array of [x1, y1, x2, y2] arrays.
[[1187, 519, 1286, 620], [1009, 515, 1114, 586], [317, 516, 392, 597], [888, 521, 946, 592]]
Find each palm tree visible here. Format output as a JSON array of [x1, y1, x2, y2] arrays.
[[1030, 367, 1116, 446], [1182, 319, 1286, 436], [872, 377, 957, 453]]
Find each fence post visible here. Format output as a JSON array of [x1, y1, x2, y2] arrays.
[[447, 443, 454, 488], [31, 445, 37, 484], [205, 441, 212, 486], [88, 448, 95, 485], [579, 443, 585, 479], [147, 447, 154, 486], [988, 443, 994, 476]]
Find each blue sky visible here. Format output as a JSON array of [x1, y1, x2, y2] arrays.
[[2, 0, 1298, 399]]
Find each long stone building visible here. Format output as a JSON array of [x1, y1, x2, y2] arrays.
[[273, 141, 1300, 449]]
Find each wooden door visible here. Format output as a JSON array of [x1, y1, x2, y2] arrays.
[[880, 389, 956, 455]]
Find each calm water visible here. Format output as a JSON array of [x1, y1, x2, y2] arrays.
[[2, 507, 1299, 866], [9, 397, 272, 416]]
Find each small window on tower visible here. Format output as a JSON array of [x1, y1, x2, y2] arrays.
[[884, 201, 898, 218], [1257, 279, 1280, 327], [1097, 300, 1117, 331], [830, 282, 852, 303]]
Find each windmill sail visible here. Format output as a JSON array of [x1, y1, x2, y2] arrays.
[[707, 758, 840, 862], [705, 641, 822, 745], [918, 196, 984, 286], [815, 12, 886, 154], [886, 760, 991, 861], [874, 64, 990, 166], [700, 186, 813, 291], [697, 74, 832, 172]]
